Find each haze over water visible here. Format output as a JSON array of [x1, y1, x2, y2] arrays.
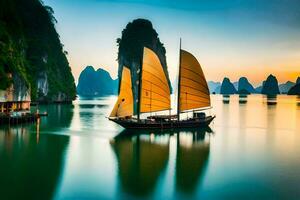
[[0, 95, 300, 199]]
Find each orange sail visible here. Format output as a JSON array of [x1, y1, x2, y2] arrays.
[[140, 47, 171, 113], [178, 49, 210, 112], [110, 66, 133, 118]]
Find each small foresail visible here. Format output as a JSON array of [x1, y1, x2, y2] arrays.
[[110, 66, 133, 118], [140, 47, 171, 113], [179, 49, 210, 112]]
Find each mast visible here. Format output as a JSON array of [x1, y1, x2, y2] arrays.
[[177, 38, 182, 121], [137, 47, 144, 121], [150, 82, 152, 117]]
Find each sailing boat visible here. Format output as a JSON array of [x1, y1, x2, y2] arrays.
[[109, 42, 215, 129]]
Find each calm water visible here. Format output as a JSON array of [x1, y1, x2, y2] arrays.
[[0, 95, 300, 200]]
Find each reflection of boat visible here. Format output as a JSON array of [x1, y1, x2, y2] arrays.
[[112, 127, 212, 196], [109, 40, 215, 129], [175, 129, 210, 193], [114, 126, 213, 139], [111, 130, 170, 196]]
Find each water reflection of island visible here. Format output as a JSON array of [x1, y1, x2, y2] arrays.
[[0, 126, 69, 200], [222, 95, 230, 104], [265, 95, 277, 106], [239, 95, 248, 104], [112, 127, 212, 197], [0, 104, 73, 199], [175, 128, 210, 193]]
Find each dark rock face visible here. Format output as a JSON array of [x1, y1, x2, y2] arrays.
[[279, 81, 295, 94], [0, 0, 76, 102], [220, 78, 237, 95], [288, 83, 300, 95], [207, 81, 221, 94], [117, 19, 171, 113], [77, 66, 118, 96], [296, 77, 300, 85], [238, 77, 256, 94], [238, 89, 250, 95], [261, 74, 280, 95]]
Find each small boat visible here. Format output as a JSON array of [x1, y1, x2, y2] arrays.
[[109, 40, 215, 129]]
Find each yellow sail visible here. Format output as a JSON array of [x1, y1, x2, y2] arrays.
[[140, 47, 171, 113], [179, 49, 210, 112], [110, 66, 133, 118]]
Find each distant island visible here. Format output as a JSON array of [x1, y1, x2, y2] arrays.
[[261, 74, 280, 95], [220, 78, 237, 95], [77, 66, 118, 96], [208, 75, 300, 95]]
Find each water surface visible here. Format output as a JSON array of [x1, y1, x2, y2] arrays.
[[0, 95, 300, 199]]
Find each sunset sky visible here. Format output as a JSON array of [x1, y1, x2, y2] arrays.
[[43, 0, 300, 86]]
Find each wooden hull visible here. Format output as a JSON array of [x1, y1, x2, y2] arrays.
[[110, 116, 215, 130]]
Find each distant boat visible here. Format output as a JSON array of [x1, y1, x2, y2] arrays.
[[109, 40, 215, 129]]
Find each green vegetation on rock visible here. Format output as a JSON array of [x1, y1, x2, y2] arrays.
[[0, 0, 76, 101]]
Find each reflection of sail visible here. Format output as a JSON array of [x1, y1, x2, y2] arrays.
[[0, 127, 69, 199], [175, 129, 210, 193], [111, 131, 169, 196]]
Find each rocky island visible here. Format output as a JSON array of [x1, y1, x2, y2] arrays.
[[288, 77, 300, 95], [77, 66, 118, 96], [220, 78, 237, 95], [237, 77, 256, 94], [116, 19, 171, 113], [261, 74, 280, 95]]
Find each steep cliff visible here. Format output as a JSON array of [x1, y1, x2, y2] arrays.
[[117, 19, 171, 113], [220, 78, 237, 95], [288, 77, 300, 95], [77, 66, 118, 96], [261, 74, 280, 95], [0, 0, 76, 102], [238, 77, 256, 94]]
